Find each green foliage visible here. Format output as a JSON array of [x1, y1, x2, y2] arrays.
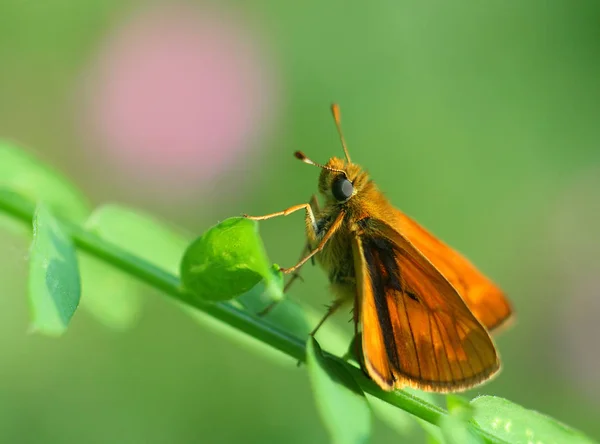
[[0, 141, 597, 444], [471, 396, 597, 444], [28, 204, 81, 335], [180, 217, 277, 302], [306, 336, 372, 444], [0, 142, 90, 222]]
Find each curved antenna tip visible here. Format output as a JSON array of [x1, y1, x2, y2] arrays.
[[293, 150, 348, 178]]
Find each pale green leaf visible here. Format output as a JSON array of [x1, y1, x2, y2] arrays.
[[0, 142, 89, 222], [471, 396, 597, 444], [28, 204, 81, 335], [306, 337, 372, 444]]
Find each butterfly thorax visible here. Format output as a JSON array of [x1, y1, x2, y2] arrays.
[[311, 207, 355, 285], [309, 176, 394, 288]]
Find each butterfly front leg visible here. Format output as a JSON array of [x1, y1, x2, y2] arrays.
[[284, 194, 321, 292], [256, 241, 311, 317], [245, 196, 338, 275], [280, 211, 345, 274], [246, 195, 322, 317]]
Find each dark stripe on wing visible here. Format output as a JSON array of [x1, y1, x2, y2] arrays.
[[361, 236, 401, 370]]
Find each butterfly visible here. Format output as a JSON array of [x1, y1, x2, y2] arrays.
[[245, 104, 513, 392]]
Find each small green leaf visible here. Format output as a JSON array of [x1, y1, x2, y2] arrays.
[[306, 336, 372, 444], [471, 396, 598, 444], [0, 142, 90, 223], [28, 204, 81, 335], [180, 217, 274, 302]]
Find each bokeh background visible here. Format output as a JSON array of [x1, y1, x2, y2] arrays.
[[1, 0, 600, 442]]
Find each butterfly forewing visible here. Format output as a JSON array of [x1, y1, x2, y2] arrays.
[[392, 210, 512, 332], [355, 219, 500, 392]]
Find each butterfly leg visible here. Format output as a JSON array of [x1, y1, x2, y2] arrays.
[[342, 332, 364, 364], [341, 288, 363, 363], [306, 194, 320, 268], [352, 289, 363, 363], [256, 244, 310, 317], [280, 210, 344, 275], [244, 201, 317, 225], [281, 194, 321, 291], [252, 195, 321, 317], [296, 298, 345, 369], [245, 201, 318, 267], [309, 298, 346, 337], [245, 196, 332, 275], [282, 248, 309, 292]]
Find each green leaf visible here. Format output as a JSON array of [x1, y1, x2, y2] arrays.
[[0, 141, 90, 223], [28, 204, 81, 335], [471, 396, 598, 444], [180, 217, 274, 302], [306, 336, 372, 444]]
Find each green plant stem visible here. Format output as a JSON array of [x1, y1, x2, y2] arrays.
[[0, 190, 506, 444]]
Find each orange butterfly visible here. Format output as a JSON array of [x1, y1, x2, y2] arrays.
[[245, 104, 513, 392]]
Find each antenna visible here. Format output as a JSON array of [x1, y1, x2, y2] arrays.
[[294, 151, 348, 177], [331, 103, 351, 163]]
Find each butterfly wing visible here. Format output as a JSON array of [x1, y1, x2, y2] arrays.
[[352, 218, 500, 392], [391, 210, 513, 332]]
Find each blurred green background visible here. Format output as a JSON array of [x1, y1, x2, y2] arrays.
[[1, 0, 600, 442]]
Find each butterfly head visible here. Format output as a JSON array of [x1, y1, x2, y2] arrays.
[[294, 104, 371, 204], [294, 153, 370, 205]]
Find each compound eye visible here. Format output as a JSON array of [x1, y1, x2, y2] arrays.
[[332, 177, 354, 201]]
